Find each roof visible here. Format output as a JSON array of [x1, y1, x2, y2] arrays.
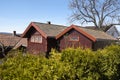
[[22, 22, 67, 38], [84, 26, 99, 30], [22, 22, 116, 42], [0, 33, 21, 47], [13, 38, 27, 49], [80, 27, 116, 41], [56, 25, 116, 42], [106, 26, 120, 35]]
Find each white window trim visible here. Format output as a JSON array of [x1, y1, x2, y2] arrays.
[[69, 36, 79, 41], [31, 35, 42, 43]]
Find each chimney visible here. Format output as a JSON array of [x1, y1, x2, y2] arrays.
[[13, 31, 16, 36], [47, 21, 51, 24]]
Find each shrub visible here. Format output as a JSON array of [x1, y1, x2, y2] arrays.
[[0, 52, 71, 80], [96, 45, 120, 80], [0, 53, 47, 80], [61, 48, 100, 80], [0, 45, 120, 80]]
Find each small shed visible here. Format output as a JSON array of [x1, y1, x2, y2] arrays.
[[56, 25, 116, 51], [22, 22, 116, 56]]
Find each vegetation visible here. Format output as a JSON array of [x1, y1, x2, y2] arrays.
[[0, 45, 120, 80]]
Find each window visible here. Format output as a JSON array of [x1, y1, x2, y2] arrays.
[[69, 36, 79, 41], [31, 35, 42, 43]]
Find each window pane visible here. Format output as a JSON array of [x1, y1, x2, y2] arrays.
[[31, 35, 42, 43], [38, 36, 42, 43], [31, 36, 35, 42]]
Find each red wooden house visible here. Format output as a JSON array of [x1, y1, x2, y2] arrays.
[[22, 22, 66, 55], [22, 22, 116, 56], [56, 25, 116, 51]]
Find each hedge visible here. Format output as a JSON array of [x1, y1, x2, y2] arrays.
[[0, 45, 120, 80]]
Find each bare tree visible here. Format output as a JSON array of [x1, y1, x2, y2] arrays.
[[69, 0, 120, 31], [0, 42, 8, 58]]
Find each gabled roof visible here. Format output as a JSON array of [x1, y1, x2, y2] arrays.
[[56, 25, 116, 42], [13, 38, 27, 49], [106, 26, 120, 35], [22, 22, 67, 38]]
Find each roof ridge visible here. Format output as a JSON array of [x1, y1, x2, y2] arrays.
[[32, 22, 67, 27]]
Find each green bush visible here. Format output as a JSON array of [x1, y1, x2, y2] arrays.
[[96, 45, 120, 80], [0, 52, 71, 80], [61, 48, 100, 80], [0, 45, 120, 80], [0, 53, 46, 80]]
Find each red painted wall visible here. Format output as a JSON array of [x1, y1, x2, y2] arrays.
[[58, 29, 93, 51], [27, 28, 47, 55]]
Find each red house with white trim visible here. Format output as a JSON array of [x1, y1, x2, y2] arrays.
[[22, 22, 66, 56], [56, 25, 116, 51], [22, 22, 116, 56]]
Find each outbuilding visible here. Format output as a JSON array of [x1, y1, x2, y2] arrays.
[[22, 22, 116, 56]]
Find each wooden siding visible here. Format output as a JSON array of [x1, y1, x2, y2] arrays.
[[93, 40, 114, 50], [58, 29, 93, 51], [27, 27, 47, 55], [47, 37, 57, 53]]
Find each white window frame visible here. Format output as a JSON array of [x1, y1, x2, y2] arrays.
[[31, 35, 42, 43]]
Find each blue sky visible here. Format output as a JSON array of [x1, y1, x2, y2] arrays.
[[0, 0, 120, 33], [0, 0, 72, 33]]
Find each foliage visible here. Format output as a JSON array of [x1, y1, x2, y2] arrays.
[[61, 48, 100, 80], [0, 51, 70, 80], [96, 45, 120, 80], [0, 45, 120, 80]]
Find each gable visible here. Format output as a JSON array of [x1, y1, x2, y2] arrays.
[[22, 22, 47, 38], [56, 25, 116, 42], [56, 25, 96, 42], [60, 29, 94, 42], [106, 26, 120, 38], [29, 29, 43, 42], [22, 22, 67, 38], [58, 29, 93, 50], [33, 22, 66, 37]]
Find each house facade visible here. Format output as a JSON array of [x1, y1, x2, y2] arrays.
[[56, 26, 94, 50], [22, 22, 66, 56]]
